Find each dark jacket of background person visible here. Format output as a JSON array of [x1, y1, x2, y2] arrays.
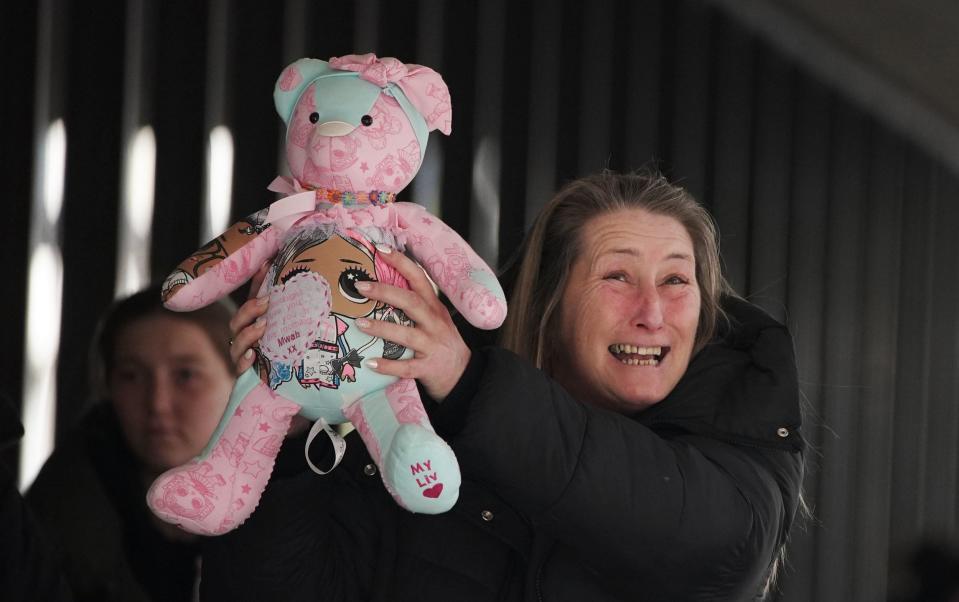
[[25, 403, 201, 602], [199, 297, 804, 601], [1, 394, 74, 602]]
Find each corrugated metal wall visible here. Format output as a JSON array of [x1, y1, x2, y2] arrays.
[[3, 0, 958, 599]]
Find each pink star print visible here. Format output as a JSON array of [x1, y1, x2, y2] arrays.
[[253, 405, 264, 416], [259, 422, 271, 432], [234, 407, 244, 417], [241, 484, 252, 494], [421, 217, 434, 226], [360, 162, 369, 172], [242, 460, 265, 478]]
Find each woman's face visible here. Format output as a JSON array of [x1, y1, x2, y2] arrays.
[[552, 208, 701, 414], [109, 314, 234, 474]]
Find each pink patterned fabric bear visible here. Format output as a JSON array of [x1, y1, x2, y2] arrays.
[[147, 55, 507, 535]]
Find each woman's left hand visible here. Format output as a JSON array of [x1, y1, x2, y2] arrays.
[[353, 247, 471, 401]]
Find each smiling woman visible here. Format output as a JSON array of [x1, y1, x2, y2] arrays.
[[201, 168, 805, 601], [501, 168, 729, 371], [552, 208, 702, 412], [495, 168, 802, 596]]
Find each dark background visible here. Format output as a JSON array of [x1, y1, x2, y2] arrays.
[[3, 0, 959, 599]]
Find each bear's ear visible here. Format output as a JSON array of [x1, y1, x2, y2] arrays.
[[274, 58, 334, 124]]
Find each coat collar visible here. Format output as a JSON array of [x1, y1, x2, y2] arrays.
[[636, 296, 804, 452]]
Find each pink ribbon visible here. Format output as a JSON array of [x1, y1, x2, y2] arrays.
[[267, 176, 307, 195], [265, 190, 316, 232], [329, 54, 408, 87]]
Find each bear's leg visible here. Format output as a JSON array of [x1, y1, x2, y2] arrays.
[[343, 378, 460, 514], [147, 369, 300, 535]]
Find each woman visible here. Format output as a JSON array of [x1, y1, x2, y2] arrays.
[[203, 169, 804, 600], [26, 285, 236, 602]]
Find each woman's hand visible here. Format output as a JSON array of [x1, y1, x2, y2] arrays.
[[229, 263, 270, 376], [353, 247, 471, 401], [229, 264, 311, 436]]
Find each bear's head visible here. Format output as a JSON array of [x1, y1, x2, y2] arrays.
[[273, 54, 452, 195]]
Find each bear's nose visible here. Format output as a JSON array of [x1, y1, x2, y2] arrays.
[[315, 121, 355, 136]]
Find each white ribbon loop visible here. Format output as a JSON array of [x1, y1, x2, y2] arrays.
[[304, 418, 347, 475]]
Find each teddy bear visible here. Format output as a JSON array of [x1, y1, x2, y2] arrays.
[[146, 54, 507, 536]]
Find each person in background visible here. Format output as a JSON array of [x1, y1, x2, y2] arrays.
[[1, 392, 73, 602], [25, 284, 236, 602], [202, 168, 805, 601]]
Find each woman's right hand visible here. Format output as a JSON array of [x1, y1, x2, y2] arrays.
[[229, 263, 270, 376]]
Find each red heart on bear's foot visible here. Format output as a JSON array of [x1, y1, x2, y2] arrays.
[[422, 483, 444, 498]]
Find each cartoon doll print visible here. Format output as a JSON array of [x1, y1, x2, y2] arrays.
[[298, 317, 351, 389], [151, 463, 226, 522], [259, 225, 406, 392]]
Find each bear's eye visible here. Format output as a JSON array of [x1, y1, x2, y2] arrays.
[[361, 114, 373, 127], [309, 112, 319, 124]]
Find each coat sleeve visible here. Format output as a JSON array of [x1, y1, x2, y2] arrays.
[[432, 347, 802, 595]]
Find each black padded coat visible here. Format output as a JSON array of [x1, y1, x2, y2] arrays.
[[200, 297, 804, 601]]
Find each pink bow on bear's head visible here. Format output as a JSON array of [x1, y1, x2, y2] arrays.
[[329, 53, 452, 135], [330, 54, 408, 87]]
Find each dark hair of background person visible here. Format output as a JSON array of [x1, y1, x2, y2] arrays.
[[88, 283, 236, 400]]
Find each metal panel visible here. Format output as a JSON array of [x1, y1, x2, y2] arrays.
[[552, 0, 585, 187], [522, 0, 562, 226], [777, 72, 832, 602], [851, 125, 904, 602], [709, 14, 755, 294], [57, 0, 126, 427], [437, 0, 478, 236], [747, 48, 793, 321], [923, 167, 959, 535], [149, 0, 209, 277], [495, 0, 533, 267], [576, 0, 614, 175], [668, 0, 714, 202], [813, 102, 869, 602], [622, 0, 665, 173], [0, 0, 38, 473], [888, 151, 935, 560], [469, 0, 506, 267], [226, 3, 286, 220]]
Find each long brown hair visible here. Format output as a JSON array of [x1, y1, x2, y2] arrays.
[[499, 168, 732, 372]]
